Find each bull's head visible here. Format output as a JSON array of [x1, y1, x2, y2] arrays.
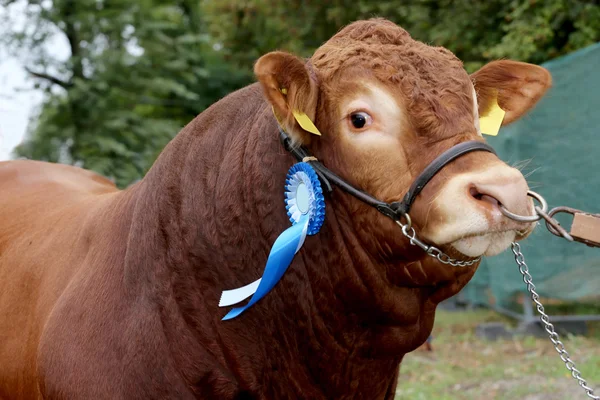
[[254, 19, 550, 302]]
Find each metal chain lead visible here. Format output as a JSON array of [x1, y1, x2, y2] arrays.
[[395, 216, 480, 268], [511, 242, 599, 400], [399, 192, 597, 396]]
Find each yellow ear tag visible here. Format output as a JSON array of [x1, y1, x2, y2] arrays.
[[278, 87, 321, 136], [292, 111, 322, 136], [479, 96, 506, 136]]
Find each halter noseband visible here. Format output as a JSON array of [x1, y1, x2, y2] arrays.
[[279, 129, 497, 222]]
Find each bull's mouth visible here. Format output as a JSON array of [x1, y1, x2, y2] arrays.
[[421, 190, 538, 260], [447, 223, 535, 258]]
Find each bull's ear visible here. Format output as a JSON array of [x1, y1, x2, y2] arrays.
[[254, 51, 319, 145], [471, 60, 552, 125]]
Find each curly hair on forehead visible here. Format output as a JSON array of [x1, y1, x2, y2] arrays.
[[311, 18, 476, 138], [329, 17, 412, 46]]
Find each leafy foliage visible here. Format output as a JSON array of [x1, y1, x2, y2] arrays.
[[2, 0, 599, 186]]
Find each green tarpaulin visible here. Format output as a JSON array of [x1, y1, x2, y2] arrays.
[[464, 42, 600, 308]]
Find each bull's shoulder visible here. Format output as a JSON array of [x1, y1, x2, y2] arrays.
[[0, 160, 118, 196]]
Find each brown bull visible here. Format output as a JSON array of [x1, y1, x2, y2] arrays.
[[0, 19, 550, 399]]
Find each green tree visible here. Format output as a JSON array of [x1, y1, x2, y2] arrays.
[[203, 0, 600, 72], [3, 0, 249, 186]]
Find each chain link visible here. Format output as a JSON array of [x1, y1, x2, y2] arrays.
[[511, 242, 599, 400], [395, 217, 480, 268]]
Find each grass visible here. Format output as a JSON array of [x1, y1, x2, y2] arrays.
[[395, 309, 600, 400]]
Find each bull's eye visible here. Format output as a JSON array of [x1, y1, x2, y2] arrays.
[[349, 112, 372, 130]]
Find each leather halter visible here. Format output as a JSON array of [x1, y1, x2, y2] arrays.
[[279, 129, 497, 222]]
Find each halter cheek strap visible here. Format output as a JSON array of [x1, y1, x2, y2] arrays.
[[279, 129, 497, 221], [393, 140, 497, 215]]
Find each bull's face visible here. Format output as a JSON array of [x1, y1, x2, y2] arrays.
[[255, 19, 550, 274]]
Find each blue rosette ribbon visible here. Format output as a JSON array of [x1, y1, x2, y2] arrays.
[[219, 162, 325, 320]]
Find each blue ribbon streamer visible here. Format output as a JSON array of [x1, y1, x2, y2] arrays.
[[221, 214, 309, 320], [219, 162, 324, 320]]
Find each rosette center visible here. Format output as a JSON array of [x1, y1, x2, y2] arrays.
[[296, 183, 310, 214]]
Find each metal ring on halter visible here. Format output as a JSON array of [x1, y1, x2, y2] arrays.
[[499, 190, 548, 222], [400, 213, 412, 230]]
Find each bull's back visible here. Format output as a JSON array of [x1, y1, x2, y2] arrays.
[[0, 160, 119, 399]]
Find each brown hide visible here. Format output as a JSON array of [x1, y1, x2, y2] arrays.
[[0, 19, 550, 400], [0, 85, 407, 399]]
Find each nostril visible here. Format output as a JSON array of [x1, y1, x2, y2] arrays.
[[469, 186, 501, 207], [469, 186, 483, 201]]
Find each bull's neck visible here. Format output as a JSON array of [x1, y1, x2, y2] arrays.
[[127, 84, 429, 398]]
